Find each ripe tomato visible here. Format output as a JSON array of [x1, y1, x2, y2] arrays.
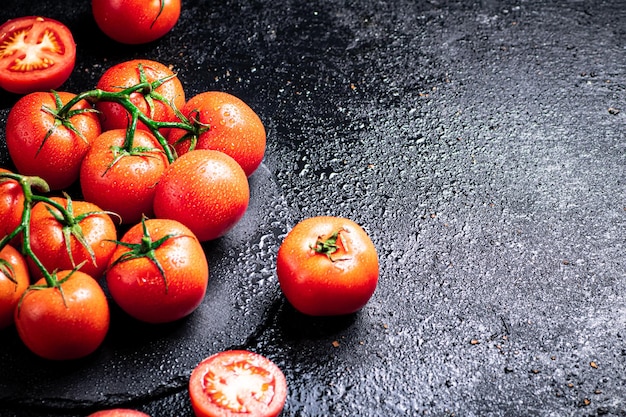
[[0, 168, 25, 240], [276, 216, 379, 316], [14, 269, 110, 360], [189, 350, 287, 417], [5, 91, 102, 190], [92, 0, 181, 45], [87, 409, 151, 417], [80, 129, 169, 224], [153, 150, 249, 242], [94, 59, 185, 135], [27, 196, 117, 280], [0, 16, 76, 94], [168, 91, 266, 177], [106, 218, 209, 323], [0, 244, 29, 329]]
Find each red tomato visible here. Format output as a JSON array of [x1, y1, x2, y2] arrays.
[[87, 409, 151, 417], [168, 91, 267, 177], [106, 218, 209, 323], [92, 0, 180, 45], [14, 269, 110, 360], [5, 91, 102, 190], [95, 59, 185, 135], [0, 168, 25, 240], [0, 16, 76, 94], [276, 216, 379, 316], [27, 196, 117, 280], [189, 350, 287, 417], [153, 150, 249, 242], [0, 244, 29, 329], [80, 129, 169, 224]]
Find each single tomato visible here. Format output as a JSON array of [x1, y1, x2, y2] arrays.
[[189, 350, 287, 417], [153, 150, 249, 242], [92, 0, 181, 45], [94, 59, 185, 135], [87, 409, 151, 417], [0, 16, 76, 94], [14, 269, 110, 360], [27, 196, 117, 280], [5, 91, 102, 190], [168, 91, 266, 177], [276, 216, 379, 316], [0, 168, 25, 240], [106, 218, 209, 323], [80, 129, 169, 224], [0, 244, 29, 329]]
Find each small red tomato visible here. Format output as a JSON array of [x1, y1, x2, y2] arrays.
[[167, 91, 267, 177], [189, 350, 287, 417], [276, 216, 379, 316], [153, 150, 250, 242], [0, 168, 25, 240], [106, 218, 209, 324], [92, 0, 181, 45], [6, 91, 102, 190], [0, 16, 76, 94], [80, 129, 169, 224], [14, 270, 110, 360], [87, 409, 151, 417], [0, 244, 29, 329]]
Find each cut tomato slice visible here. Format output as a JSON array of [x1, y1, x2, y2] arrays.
[[0, 16, 76, 94], [189, 350, 288, 417]]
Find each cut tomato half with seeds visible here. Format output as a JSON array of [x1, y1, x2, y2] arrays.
[[0, 16, 76, 94]]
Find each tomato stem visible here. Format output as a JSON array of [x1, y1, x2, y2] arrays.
[[311, 229, 346, 262]]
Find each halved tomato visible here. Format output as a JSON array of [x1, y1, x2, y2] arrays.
[[0, 16, 76, 94]]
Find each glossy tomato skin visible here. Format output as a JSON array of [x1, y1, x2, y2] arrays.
[[80, 129, 169, 224], [168, 91, 267, 177], [153, 150, 250, 242], [87, 409, 151, 417], [14, 270, 110, 360], [5, 91, 101, 190], [0, 244, 29, 329], [106, 218, 209, 323], [276, 216, 379, 316], [189, 350, 287, 417], [0, 168, 25, 240], [95, 59, 185, 134], [92, 0, 180, 45], [27, 197, 117, 280], [0, 16, 76, 94]]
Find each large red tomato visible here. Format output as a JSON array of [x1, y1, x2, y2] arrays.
[[106, 218, 209, 323], [14, 269, 110, 360], [0, 16, 76, 94], [0, 244, 29, 329], [5, 91, 102, 190], [189, 350, 287, 417], [167, 91, 267, 177], [153, 150, 249, 242], [276, 216, 379, 316]]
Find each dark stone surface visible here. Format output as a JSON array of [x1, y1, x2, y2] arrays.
[[0, 0, 624, 416]]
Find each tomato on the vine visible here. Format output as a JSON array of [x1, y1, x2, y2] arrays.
[[276, 216, 379, 316], [92, 0, 181, 45], [14, 269, 110, 360], [0, 168, 25, 240], [27, 196, 117, 280], [0, 16, 76, 94], [0, 244, 29, 330], [106, 218, 209, 324], [5, 91, 102, 190], [87, 409, 151, 417], [189, 350, 287, 417], [168, 91, 267, 177], [80, 129, 169, 224], [153, 150, 250, 242], [95, 59, 185, 135]]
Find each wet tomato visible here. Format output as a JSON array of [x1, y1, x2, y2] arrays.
[[106, 218, 209, 324], [5, 91, 102, 190], [167, 91, 266, 177], [0, 16, 76, 94], [189, 350, 287, 417], [14, 269, 110, 360], [153, 150, 249, 242], [276, 216, 379, 316], [92, 0, 181, 45], [0, 244, 29, 329], [0, 168, 25, 240], [87, 409, 151, 417]]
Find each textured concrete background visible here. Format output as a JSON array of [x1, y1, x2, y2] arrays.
[[0, 1, 624, 416]]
